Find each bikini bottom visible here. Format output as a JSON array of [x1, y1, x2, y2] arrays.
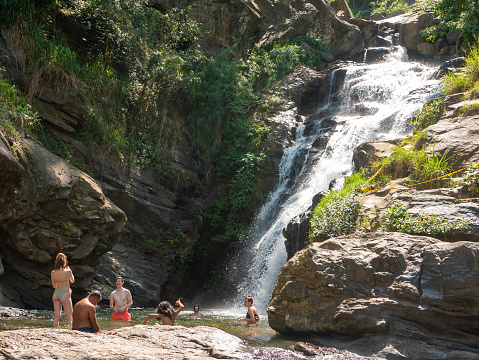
[[54, 288, 71, 301]]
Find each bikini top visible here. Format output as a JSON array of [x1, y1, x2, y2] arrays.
[[246, 310, 259, 321]]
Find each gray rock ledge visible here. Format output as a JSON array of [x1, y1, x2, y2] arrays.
[[0, 325, 247, 359]]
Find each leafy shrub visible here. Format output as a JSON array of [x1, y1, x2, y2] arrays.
[[309, 191, 361, 242], [381, 202, 468, 237], [412, 99, 444, 133], [309, 170, 366, 242], [420, 0, 479, 46], [452, 162, 479, 197], [0, 75, 39, 139], [463, 163, 479, 196], [37, 132, 71, 160]]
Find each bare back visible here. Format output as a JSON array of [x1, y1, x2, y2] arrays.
[[51, 268, 73, 290], [72, 298, 99, 332]]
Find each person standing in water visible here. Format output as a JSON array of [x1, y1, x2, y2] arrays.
[[51, 253, 75, 327], [143, 298, 184, 325], [189, 305, 203, 317], [240, 294, 260, 325], [110, 276, 133, 321]]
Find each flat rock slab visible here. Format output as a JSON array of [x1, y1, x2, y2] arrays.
[[0, 325, 246, 359]]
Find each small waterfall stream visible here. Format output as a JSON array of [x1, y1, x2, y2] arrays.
[[233, 48, 440, 312]]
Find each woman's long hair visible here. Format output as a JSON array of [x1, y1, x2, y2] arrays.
[[54, 253, 67, 270], [156, 301, 174, 318]]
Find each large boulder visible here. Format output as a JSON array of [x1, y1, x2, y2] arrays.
[[0, 136, 126, 308], [395, 11, 461, 60], [95, 243, 167, 307], [425, 114, 479, 169], [268, 232, 479, 359]]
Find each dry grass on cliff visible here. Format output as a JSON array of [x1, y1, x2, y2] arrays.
[[2, 22, 81, 101]]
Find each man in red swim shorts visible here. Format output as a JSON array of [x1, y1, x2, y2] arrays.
[[110, 276, 133, 321]]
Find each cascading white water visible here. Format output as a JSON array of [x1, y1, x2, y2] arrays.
[[233, 47, 440, 313]]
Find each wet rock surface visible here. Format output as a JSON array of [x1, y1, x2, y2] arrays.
[[0, 306, 31, 318]]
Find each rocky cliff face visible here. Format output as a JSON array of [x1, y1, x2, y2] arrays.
[[186, 0, 364, 59], [0, 137, 126, 308], [0, 0, 367, 308]]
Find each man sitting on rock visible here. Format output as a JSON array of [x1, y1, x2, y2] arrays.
[[110, 276, 133, 321], [72, 290, 102, 333]]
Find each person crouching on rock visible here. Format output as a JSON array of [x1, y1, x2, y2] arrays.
[[240, 294, 260, 325], [110, 276, 133, 321], [72, 290, 102, 333], [143, 298, 184, 326]]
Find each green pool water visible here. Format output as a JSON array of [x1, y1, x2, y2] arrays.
[[0, 308, 300, 350]]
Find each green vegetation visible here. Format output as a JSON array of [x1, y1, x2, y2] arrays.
[[412, 99, 444, 133], [370, 146, 452, 190], [348, 0, 410, 18], [380, 202, 468, 237], [0, 0, 327, 292], [309, 170, 367, 242], [369, 0, 410, 17], [441, 47, 479, 99], [420, 0, 479, 46], [0, 74, 39, 140], [452, 163, 479, 197], [463, 163, 479, 197]]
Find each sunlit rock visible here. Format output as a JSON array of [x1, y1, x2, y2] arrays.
[[268, 232, 479, 359], [0, 325, 247, 359]]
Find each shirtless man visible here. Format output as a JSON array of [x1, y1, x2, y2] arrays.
[[110, 276, 133, 321], [72, 291, 102, 333]]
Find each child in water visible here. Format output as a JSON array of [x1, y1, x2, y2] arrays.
[[143, 298, 184, 326], [189, 305, 203, 317]]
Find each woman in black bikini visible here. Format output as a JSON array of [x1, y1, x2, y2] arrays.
[[241, 294, 260, 325]]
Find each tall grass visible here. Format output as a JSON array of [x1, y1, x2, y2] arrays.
[[371, 145, 452, 189], [442, 46, 479, 98]]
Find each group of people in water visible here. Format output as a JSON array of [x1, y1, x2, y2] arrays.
[[51, 253, 260, 332]]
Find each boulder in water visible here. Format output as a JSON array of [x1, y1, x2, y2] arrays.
[[268, 232, 479, 359]]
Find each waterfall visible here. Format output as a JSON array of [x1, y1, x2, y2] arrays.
[[233, 47, 440, 313]]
